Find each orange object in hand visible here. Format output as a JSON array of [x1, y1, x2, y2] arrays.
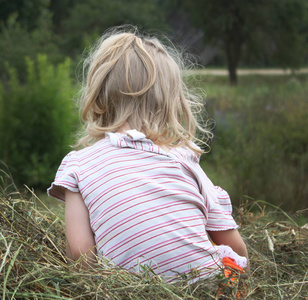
[[218, 257, 247, 299], [222, 257, 244, 279]]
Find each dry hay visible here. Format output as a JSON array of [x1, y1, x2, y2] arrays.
[[0, 169, 307, 299]]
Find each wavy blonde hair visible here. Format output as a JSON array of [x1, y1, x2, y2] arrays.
[[76, 27, 211, 155]]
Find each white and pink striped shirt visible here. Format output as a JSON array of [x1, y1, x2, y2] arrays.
[[48, 130, 238, 281]]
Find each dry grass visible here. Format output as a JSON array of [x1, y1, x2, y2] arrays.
[[1, 169, 307, 300]]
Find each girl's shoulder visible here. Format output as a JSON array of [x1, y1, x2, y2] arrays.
[[168, 142, 201, 164], [73, 137, 111, 157]]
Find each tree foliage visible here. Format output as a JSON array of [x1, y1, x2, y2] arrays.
[[185, 0, 308, 84], [0, 55, 78, 188], [0, 12, 62, 81], [56, 0, 167, 57], [0, 0, 308, 191], [0, 0, 48, 31], [1, 0, 307, 82], [0, 0, 167, 78]]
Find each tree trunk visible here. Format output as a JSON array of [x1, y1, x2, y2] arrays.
[[225, 40, 241, 85], [224, 14, 244, 86], [227, 60, 238, 85]]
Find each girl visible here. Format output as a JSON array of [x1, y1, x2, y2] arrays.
[[48, 27, 248, 282]]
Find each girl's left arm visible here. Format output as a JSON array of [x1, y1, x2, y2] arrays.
[[65, 189, 97, 267], [207, 229, 248, 259], [208, 229, 250, 272]]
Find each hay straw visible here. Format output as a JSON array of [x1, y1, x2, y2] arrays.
[[265, 230, 274, 252], [1, 169, 308, 299]]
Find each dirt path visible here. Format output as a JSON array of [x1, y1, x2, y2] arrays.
[[187, 68, 308, 76]]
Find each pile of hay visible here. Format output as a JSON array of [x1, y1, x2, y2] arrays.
[[1, 170, 307, 299]]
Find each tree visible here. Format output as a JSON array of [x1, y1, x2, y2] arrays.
[[59, 0, 167, 57], [49, 0, 75, 33], [184, 0, 308, 84], [0, 0, 47, 31], [0, 13, 62, 81]]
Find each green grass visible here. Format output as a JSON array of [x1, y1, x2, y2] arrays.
[[191, 74, 307, 110]]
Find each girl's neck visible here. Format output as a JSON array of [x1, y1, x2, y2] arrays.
[[118, 122, 132, 134]]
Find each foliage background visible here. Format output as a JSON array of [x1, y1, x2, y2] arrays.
[[0, 55, 77, 188], [0, 0, 307, 212], [198, 75, 308, 211]]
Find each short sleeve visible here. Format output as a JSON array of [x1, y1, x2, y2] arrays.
[[189, 162, 238, 231], [47, 151, 79, 201], [204, 186, 238, 231]]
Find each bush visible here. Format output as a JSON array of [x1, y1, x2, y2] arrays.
[[0, 13, 63, 82], [0, 54, 78, 189]]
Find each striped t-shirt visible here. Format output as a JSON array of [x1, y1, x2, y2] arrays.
[[48, 129, 238, 281]]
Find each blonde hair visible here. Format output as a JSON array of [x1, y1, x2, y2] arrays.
[[76, 27, 211, 155]]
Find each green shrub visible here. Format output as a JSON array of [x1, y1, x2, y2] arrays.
[[0, 13, 63, 82], [0, 54, 78, 189]]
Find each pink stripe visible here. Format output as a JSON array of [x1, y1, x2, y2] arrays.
[[119, 232, 205, 267], [54, 180, 77, 188], [77, 143, 112, 165], [80, 152, 148, 186], [88, 172, 198, 212], [95, 200, 186, 241], [88, 172, 191, 214], [152, 246, 211, 271], [91, 185, 175, 225], [56, 162, 78, 174], [78, 148, 123, 175], [100, 211, 201, 252], [89, 181, 158, 216], [81, 160, 172, 199], [155, 249, 212, 273], [97, 206, 202, 250], [79, 150, 141, 178], [129, 239, 207, 269], [105, 221, 204, 259], [91, 185, 200, 228]]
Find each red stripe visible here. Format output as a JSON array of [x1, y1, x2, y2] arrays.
[[119, 232, 205, 267], [129, 239, 207, 269], [105, 221, 204, 259]]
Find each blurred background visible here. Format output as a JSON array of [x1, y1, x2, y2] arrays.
[[0, 0, 307, 213]]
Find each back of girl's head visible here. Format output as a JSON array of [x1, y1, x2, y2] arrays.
[[78, 26, 211, 155]]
